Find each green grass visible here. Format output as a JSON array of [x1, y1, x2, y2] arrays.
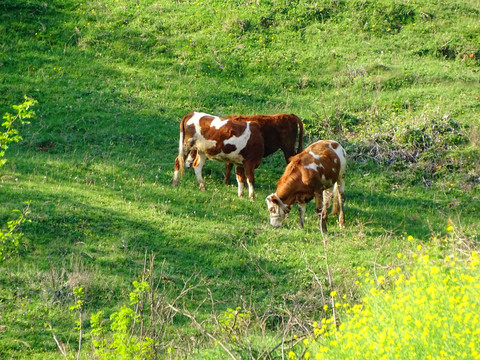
[[1, 0, 479, 358]]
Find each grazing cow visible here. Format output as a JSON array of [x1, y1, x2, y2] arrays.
[[172, 112, 264, 200], [222, 114, 304, 183], [265, 140, 346, 233]]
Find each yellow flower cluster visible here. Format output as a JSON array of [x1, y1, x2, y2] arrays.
[[307, 250, 480, 360]]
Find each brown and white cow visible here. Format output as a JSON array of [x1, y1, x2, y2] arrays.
[[222, 114, 304, 183], [172, 112, 264, 200], [265, 140, 346, 233]]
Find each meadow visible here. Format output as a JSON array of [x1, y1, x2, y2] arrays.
[[0, 0, 479, 359]]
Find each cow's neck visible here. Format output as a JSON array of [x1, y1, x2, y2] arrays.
[[276, 185, 298, 207], [276, 175, 311, 206]]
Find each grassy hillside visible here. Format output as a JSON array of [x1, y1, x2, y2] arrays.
[[1, 0, 479, 358]]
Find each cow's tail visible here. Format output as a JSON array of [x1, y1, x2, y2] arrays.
[[177, 117, 186, 177], [178, 131, 185, 176], [295, 114, 304, 153], [173, 116, 187, 186]]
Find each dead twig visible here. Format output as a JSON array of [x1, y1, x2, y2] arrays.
[[167, 303, 239, 360], [47, 324, 67, 358], [320, 232, 337, 329]]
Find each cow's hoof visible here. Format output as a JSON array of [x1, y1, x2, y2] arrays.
[[199, 184, 206, 191]]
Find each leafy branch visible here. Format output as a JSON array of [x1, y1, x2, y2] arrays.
[[1, 96, 36, 260], [0, 202, 31, 261], [1, 95, 37, 168]]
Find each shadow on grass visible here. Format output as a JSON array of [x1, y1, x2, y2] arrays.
[[2, 180, 299, 305], [346, 186, 447, 239]]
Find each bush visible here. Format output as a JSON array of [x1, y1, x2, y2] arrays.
[[299, 234, 480, 360], [1, 96, 36, 260], [0, 204, 30, 261], [0, 96, 37, 167]]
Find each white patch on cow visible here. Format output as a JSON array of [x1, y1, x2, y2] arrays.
[[247, 178, 254, 200], [322, 174, 327, 183], [309, 150, 322, 160], [265, 194, 283, 228], [179, 131, 184, 156], [237, 174, 244, 197], [334, 158, 338, 164], [305, 162, 318, 172], [221, 121, 252, 163], [305, 162, 324, 172], [332, 167, 336, 173], [186, 112, 217, 152], [330, 142, 347, 178], [187, 112, 211, 126], [211, 116, 229, 129]]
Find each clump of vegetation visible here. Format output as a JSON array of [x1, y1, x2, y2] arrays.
[[0, 97, 35, 260], [350, 116, 471, 166], [307, 110, 479, 186], [0, 96, 37, 167], [296, 232, 480, 360], [0, 204, 30, 261]]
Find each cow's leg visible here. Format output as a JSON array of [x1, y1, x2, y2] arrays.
[[236, 166, 246, 198], [244, 163, 256, 200], [172, 156, 181, 187], [323, 187, 334, 215], [173, 148, 196, 187], [298, 203, 306, 228], [331, 184, 339, 216], [223, 163, 233, 184], [193, 152, 207, 191], [185, 149, 197, 169], [315, 192, 328, 234], [283, 146, 296, 163], [335, 176, 346, 228]]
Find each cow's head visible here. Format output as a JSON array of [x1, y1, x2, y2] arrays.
[[265, 193, 291, 228]]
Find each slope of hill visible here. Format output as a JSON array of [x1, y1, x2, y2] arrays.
[[0, 0, 478, 358]]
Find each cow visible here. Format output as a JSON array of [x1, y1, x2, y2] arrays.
[[222, 114, 304, 183], [265, 140, 346, 233], [172, 112, 264, 200]]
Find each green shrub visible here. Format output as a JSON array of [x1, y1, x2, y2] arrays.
[[1, 96, 37, 167], [0, 204, 30, 261], [0, 96, 36, 260], [90, 280, 155, 360]]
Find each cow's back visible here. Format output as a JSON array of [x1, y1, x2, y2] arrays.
[[227, 114, 302, 157], [184, 112, 264, 166], [301, 141, 346, 190], [279, 140, 345, 194]]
